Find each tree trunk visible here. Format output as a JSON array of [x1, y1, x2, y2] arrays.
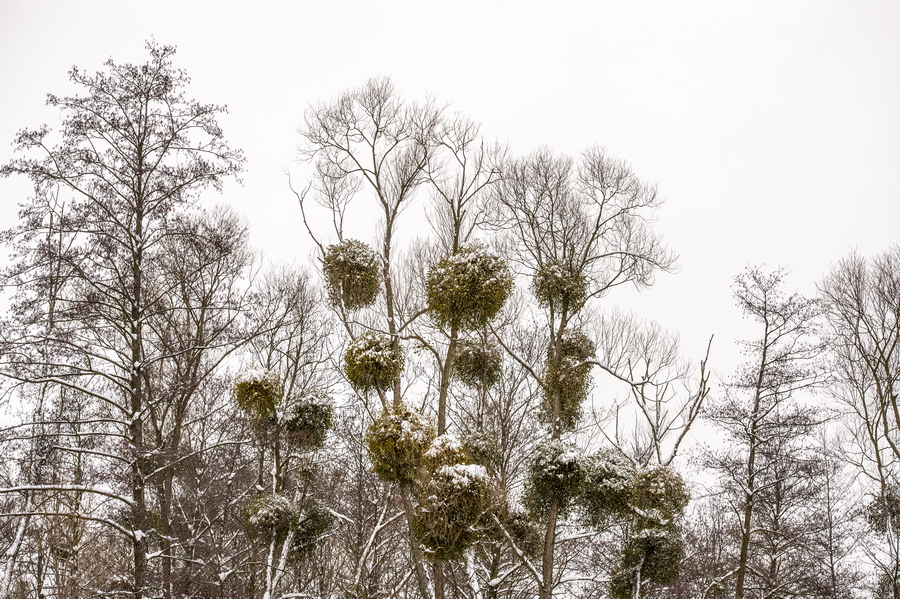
[[540, 498, 559, 599], [434, 563, 445, 599], [401, 487, 433, 599], [735, 314, 769, 599]]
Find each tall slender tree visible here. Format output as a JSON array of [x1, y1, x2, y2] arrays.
[[0, 42, 245, 599], [705, 267, 826, 599], [491, 147, 677, 598], [296, 79, 517, 599], [296, 76, 442, 599], [820, 247, 900, 596]]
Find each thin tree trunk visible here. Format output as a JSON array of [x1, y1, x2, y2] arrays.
[[540, 498, 559, 599], [735, 316, 770, 599], [400, 488, 433, 599], [434, 324, 459, 599], [434, 563, 445, 599], [0, 496, 31, 595]]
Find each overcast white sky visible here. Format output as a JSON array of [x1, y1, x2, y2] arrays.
[[2, 0, 899, 377]]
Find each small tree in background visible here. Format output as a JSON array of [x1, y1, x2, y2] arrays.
[[705, 267, 827, 599], [235, 267, 338, 599]]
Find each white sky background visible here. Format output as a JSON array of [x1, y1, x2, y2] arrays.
[[1, 0, 899, 387]]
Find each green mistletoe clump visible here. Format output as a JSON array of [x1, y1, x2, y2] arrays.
[[233, 368, 282, 420], [364, 403, 435, 484], [541, 330, 595, 430], [426, 242, 513, 331], [413, 434, 497, 559], [866, 484, 900, 536], [344, 332, 403, 392], [609, 466, 691, 599], [524, 439, 584, 518], [579, 449, 635, 525], [323, 239, 381, 310], [244, 494, 332, 555], [532, 260, 588, 310], [460, 430, 503, 476], [283, 388, 334, 450], [453, 339, 503, 389], [291, 500, 334, 555], [610, 525, 686, 599], [630, 466, 691, 526], [414, 461, 493, 560]]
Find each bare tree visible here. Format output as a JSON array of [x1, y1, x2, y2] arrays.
[[592, 309, 711, 468], [704, 266, 826, 599], [805, 434, 867, 598], [820, 246, 900, 596], [0, 42, 245, 599]]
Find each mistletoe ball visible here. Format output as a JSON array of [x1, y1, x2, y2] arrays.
[[292, 500, 334, 554], [233, 368, 282, 420], [284, 388, 334, 450], [631, 466, 690, 524], [244, 493, 298, 539], [244, 493, 332, 554], [524, 438, 584, 518], [580, 449, 635, 525], [414, 463, 493, 559], [344, 332, 403, 392], [364, 404, 435, 484], [542, 330, 596, 431], [323, 239, 381, 310], [453, 340, 503, 388], [426, 242, 513, 331], [610, 525, 686, 599], [532, 261, 588, 309]]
